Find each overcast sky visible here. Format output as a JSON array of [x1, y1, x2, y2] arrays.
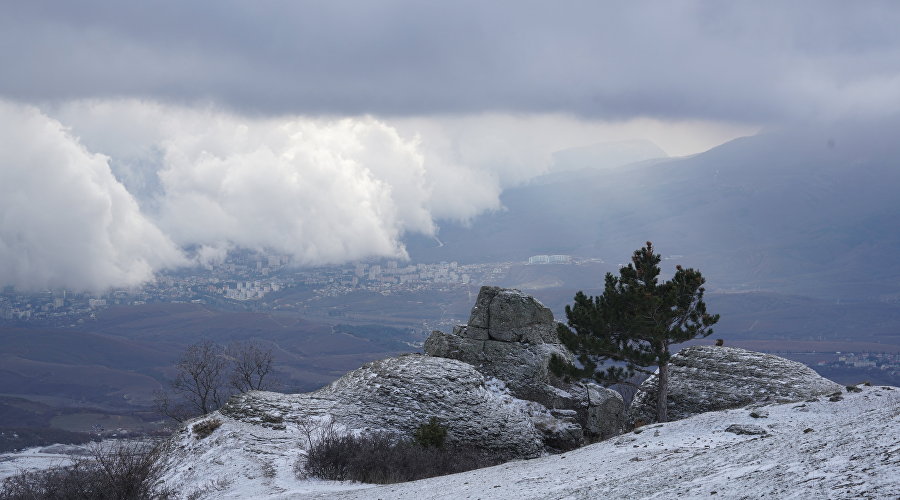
[[2, 1, 899, 291], [4, 1, 900, 121]]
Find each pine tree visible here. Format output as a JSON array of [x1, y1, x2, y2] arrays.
[[552, 242, 719, 422]]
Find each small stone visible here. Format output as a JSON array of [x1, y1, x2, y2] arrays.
[[803, 428, 814, 433], [724, 424, 768, 436]]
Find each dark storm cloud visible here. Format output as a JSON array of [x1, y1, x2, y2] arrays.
[[3, 1, 900, 121]]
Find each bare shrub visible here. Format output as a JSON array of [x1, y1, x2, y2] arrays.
[[228, 340, 275, 393], [156, 340, 277, 423], [296, 415, 336, 449], [0, 440, 172, 499], [303, 431, 501, 484]]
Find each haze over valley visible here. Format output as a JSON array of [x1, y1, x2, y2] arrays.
[[1, 4, 900, 494]]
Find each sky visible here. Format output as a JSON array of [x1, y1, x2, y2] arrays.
[[1, 1, 899, 291]]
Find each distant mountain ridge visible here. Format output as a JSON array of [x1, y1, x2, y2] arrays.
[[406, 119, 900, 301]]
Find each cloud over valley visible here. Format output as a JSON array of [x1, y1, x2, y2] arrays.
[[2, 2, 899, 291], [7, 101, 687, 290]]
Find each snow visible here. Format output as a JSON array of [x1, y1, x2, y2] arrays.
[[0, 439, 148, 481], [10, 385, 898, 498], [160, 414, 374, 499], [0, 446, 78, 480], [158, 384, 900, 499], [293, 385, 899, 499]]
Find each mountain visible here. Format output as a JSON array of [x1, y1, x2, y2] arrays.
[[406, 119, 900, 301], [545, 139, 668, 176], [154, 290, 897, 498], [158, 358, 899, 499]]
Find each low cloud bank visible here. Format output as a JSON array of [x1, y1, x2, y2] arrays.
[[0, 102, 186, 291], [0, 100, 750, 291]]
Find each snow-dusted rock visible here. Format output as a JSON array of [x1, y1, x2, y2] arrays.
[[425, 286, 624, 444], [465, 286, 557, 343], [301, 384, 900, 500], [161, 354, 563, 498], [629, 345, 844, 424], [223, 354, 548, 458]]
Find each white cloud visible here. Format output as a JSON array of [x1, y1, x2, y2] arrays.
[[0, 101, 186, 291], [155, 114, 432, 265], [50, 101, 443, 266], [0, 100, 754, 290]]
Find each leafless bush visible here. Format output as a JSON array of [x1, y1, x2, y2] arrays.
[[0, 440, 173, 499], [228, 341, 275, 393], [302, 431, 501, 484], [156, 340, 276, 422], [296, 415, 336, 449]]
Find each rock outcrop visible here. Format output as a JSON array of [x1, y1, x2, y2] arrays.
[[629, 345, 845, 424], [425, 286, 624, 445], [162, 354, 570, 498], [219, 354, 550, 459], [297, 384, 900, 500]]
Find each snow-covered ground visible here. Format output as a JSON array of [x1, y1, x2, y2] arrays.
[[0, 444, 81, 481], [0, 440, 149, 481], [8, 385, 898, 499], [167, 384, 898, 499], [294, 384, 900, 500]]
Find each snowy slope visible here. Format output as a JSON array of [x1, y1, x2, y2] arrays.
[[301, 385, 900, 500], [162, 384, 899, 499]]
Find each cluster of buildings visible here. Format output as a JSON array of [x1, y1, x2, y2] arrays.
[[0, 289, 120, 325], [1, 250, 578, 325], [822, 352, 900, 374], [309, 260, 509, 298], [527, 254, 572, 265]]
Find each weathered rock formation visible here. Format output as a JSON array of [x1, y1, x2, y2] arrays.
[[629, 345, 845, 424], [425, 286, 624, 445], [218, 354, 550, 459]]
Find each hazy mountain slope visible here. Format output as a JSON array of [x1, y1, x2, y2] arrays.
[[0, 304, 422, 428], [408, 121, 900, 300]]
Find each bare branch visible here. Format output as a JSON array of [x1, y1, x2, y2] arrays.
[[228, 340, 275, 393]]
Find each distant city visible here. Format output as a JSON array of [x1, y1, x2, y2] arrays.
[[819, 352, 900, 380], [4, 249, 898, 383], [0, 250, 577, 326]]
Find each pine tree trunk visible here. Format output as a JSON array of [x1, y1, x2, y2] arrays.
[[656, 361, 668, 423]]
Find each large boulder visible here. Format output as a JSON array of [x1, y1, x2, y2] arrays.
[[629, 345, 845, 424], [425, 286, 624, 444], [219, 354, 550, 459], [162, 355, 561, 498]]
